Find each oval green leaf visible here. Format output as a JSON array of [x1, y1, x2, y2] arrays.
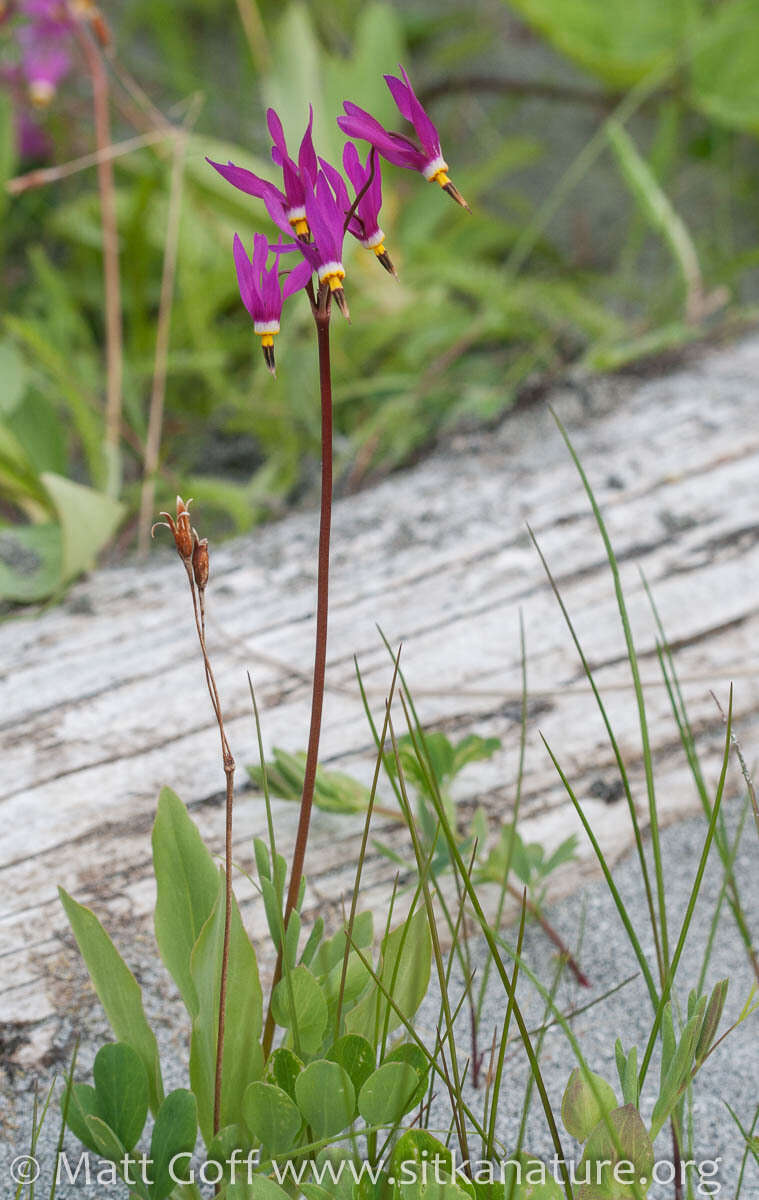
[[242, 1081, 302, 1155], [294, 1060, 356, 1139], [358, 1061, 419, 1127]]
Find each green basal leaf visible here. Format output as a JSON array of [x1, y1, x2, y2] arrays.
[[561, 1067, 617, 1143], [502, 1155, 564, 1199], [391, 1131, 473, 1200], [190, 876, 263, 1143], [312, 911, 373, 977], [149, 1089, 198, 1200], [345, 908, 431, 1046], [92, 1043, 149, 1152], [326, 1034, 375, 1097], [265, 1047, 303, 1101], [383, 1042, 429, 1112], [66, 1084, 102, 1154], [580, 1104, 654, 1192], [320, 949, 372, 1018], [357, 1061, 419, 1127], [271, 963, 328, 1056], [153, 787, 223, 1016], [59, 888, 164, 1114], [242, 1081, 302, 1156], [41, 472, 124, 585], [226, 1177, 292, 1200], [84, 1117, 148, 1199], [294, 1059, 356, 1139]]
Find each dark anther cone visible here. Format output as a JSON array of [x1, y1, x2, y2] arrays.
[[377, 250, 398, 278], [333, 288, 351, 321], [262, 343, 277, 376], [443, 180, 471, 212]]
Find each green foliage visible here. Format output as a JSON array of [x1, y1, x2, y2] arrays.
[[153, 786, 223, 1014], [477, 828, 579, 903], [345, 907, 432, 1044], [58, 888, 164, 1114], [189, 877, 264, 1142], [560, 1067, 617, 1142], [271, 964, 329, 1056], [505, 0, 691, 87], [148, 1090, 199, 1200], [242, 1081, 302, 1155], [248, 748, 372, 814], [294, 1059, 356, 1138], [357, 1060, 419, 1126]]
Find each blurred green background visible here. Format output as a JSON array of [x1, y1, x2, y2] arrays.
[[2, 0, 759, 602]]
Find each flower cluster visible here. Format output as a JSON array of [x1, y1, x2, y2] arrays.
[[209, 65, 468, 373]]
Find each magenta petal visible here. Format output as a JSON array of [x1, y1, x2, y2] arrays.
[[262, 191, 298, 242], [252, 232, 269, 279], [207, 158, 284, 205], [282, 258, 313, 300], [298, 105, 318, 184], [399, 65, 440, 153], [338, 105, 424, 171], [266, 108, 288, 159], [233, 234, 256, 319], [318, 156, 350, 214], [384, 73, 414, 123]]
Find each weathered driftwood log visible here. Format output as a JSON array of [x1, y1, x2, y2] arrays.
[[2, 335, 758, 1075]]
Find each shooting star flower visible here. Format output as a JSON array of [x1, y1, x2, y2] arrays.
[[321, 143, 395, 277], [233, 232, 312, 374], [261, 169, 351, 319], [207, 107, 318, 239], [337, 65, 469, 211]]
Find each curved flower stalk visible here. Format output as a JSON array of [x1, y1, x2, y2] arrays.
[[338, 64, 470, 210], [207, 106, 318, 238], [233, 232, 312, 374]]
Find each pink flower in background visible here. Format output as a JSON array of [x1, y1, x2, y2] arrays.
[[16, 0, 74, 105], [1, 0, 84, 157], [338, 65, 470, 210]]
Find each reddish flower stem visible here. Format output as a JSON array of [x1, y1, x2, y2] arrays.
[[262, 297, 333, 1058]]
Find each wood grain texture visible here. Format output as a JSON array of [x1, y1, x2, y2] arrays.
[[2, 335, 758, 1075]]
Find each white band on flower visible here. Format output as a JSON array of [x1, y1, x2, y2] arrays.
[[287, 206, 307, 223], [318, 260, 345, 282], [423, 154, 448, 180], [253, 320, 280, 334], [361, 229, 385, 249]]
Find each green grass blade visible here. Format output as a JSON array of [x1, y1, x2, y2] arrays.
[[638, 687, 733, 1092], [550, 412, 670, 981]]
